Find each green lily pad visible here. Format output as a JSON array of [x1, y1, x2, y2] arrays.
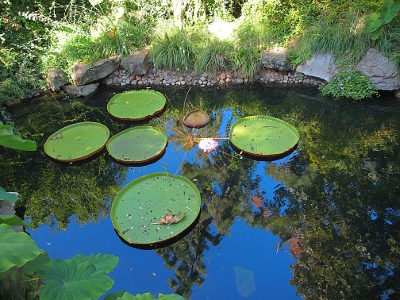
[[106, 126, 167, 164], [110, 172, 201, 247], [107, 90, 166, 121], [182, 110, 210, 128], [44, 122, 110, 162], [229, 116, 299, 159]]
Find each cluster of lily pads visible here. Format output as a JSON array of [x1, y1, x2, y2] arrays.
[[44, 89, 299, 248]]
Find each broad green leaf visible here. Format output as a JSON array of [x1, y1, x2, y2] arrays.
[[38, 259, 114, 300], [0, 250, 51, 280], [158, 293, 186, 300], [369, 26, 383, 41], [104, 290, 127, 300], [112, 292, 185, 300], [0, 187, 19, 202], [0, 223, 42, 273], [24, 250, 51, 275], [0, 122, 13, 134], [0, 214, 31, 227], [117, 292, 156, 300], [73, 253, 119, 274], [0, 122, 37, 151], [365, 13, 382, 34], [380, 0, 400, 24]]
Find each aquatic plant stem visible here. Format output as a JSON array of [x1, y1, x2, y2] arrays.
[[182, 87, 192, 113]]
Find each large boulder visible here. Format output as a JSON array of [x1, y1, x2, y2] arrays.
[[63, 83, 99, 97], [296, 53, 337, 82], [71, 56, 120, 86], [120, 49, 149, 75], [261, 47, 292, 71], [46, 68, 69, 91], [356, 48, 400, 91]]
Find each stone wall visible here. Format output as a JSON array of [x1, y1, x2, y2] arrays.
[[46, 47, 399, 98], [103, 67, 323, 88]]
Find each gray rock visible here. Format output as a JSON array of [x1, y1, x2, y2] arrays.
[[71, 56, 120, 86], [46, 68, 69, 91], [121, 49, 149, 75], [394, 89, 400, 99], [261, 47, 292, 71], [64, 83, 99, 97], [0, 197, 23, 232], [296, 53, 337, 82], [356, 48, 400, 91]]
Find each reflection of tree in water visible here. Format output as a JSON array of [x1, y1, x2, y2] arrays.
[[0, 96, 127, 230], [156, 140, 258, 298], [262, 104, 400, 298]]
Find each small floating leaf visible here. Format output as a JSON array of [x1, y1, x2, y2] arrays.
[[156, 211, 186, 225], [182, 110, 210, 128]]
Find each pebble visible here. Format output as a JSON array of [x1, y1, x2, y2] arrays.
[[104, 68, 324, 87]]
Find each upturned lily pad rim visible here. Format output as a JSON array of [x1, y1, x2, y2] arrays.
[[110, 172, 201, 248], [229, 115, 299, 160], [44, 122, 110, 162], [107, 90, 166, 121], [182, 110, 210, 128], [106, 126, 167, 164]]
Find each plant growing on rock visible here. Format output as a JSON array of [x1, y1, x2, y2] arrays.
[[320, 70, 379, 101]]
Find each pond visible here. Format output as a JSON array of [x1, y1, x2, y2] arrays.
[[1, 83, 400, 299]]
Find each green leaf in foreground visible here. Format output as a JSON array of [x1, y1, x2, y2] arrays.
[[0, 121, 37, 151], [73, 253, 119, 274], [0, 223, 42, 273], [104, 291, 186, 300], [38, 258, 114, 300], [0, 187, 19, 202], [0, 215, 31, 227]]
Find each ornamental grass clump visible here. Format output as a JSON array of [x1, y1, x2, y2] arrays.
[[320, 70, 379, 101]]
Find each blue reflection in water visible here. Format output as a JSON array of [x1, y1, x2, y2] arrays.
[[28, 214, 299, 299], [27, 117, 301, 299], [26, 87, 308, 299]]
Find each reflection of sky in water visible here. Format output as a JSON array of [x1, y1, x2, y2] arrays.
[[27, 109, 301, 299], [25, 89, 308, 299], [29, 217, 299, 299]]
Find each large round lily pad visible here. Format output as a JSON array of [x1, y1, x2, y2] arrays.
[[107, 90, 166, 121], [110, 172, 201, 247], [182, 110, 210, 128], [106, 126, 167, 164], [44, 122, 110, 162], [229, 116, 299, 159]]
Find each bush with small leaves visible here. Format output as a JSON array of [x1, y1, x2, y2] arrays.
[[320, 70, 379, 101]]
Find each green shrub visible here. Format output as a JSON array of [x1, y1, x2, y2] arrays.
[[195, 38, 233, 74], [289, 11, 372, 67], [0, 79, 25, 105], [230, 21, 263, 81], [150, 28, 196, 71], [320, 70, 379, 101]]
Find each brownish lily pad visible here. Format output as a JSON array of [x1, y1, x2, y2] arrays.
[[182, 110, 210, 128]]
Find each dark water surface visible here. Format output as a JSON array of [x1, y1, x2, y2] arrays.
[[1, 84, 399, 299]]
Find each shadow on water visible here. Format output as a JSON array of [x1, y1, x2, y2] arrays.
[[1, 83, 400, 299]]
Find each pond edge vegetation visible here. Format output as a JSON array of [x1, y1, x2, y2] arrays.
[[1, 0, 400, 109]]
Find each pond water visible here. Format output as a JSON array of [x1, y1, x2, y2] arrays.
[[1, 84, 400, 299]]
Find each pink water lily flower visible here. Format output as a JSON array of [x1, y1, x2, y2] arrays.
[[198, 138, 218, 153]]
